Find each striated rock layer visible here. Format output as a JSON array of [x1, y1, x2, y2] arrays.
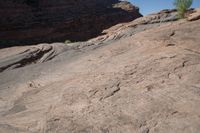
[[0, 10, 200, 133], [0, 0, 142, 48]]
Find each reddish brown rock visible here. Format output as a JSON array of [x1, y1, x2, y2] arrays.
[[0, 10, 200, 133], [0, 0, 142, 48]]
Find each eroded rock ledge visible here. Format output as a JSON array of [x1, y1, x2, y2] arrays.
[[0, 9, 200, 133], [0, 0, 142, 48]]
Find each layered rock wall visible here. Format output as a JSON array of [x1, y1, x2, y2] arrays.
[[0, 0, 142, 47]]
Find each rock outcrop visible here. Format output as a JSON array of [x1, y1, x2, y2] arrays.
[[188, 8, 200, 21], [0, 9, 179, 72], [0, 10, 200, 133], [0, 0, 142, 48]]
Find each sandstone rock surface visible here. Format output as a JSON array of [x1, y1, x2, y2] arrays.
[[0, 0, 141, 48], [188, 8, 200, 21], [0, 10, 200, 133]]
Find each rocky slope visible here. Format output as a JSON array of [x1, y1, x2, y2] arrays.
[[0, 0, 141, 48], [0, 9, 200, 133]]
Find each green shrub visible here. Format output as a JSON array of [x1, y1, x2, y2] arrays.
[[64, 40, 72, 44], [174, 0, 193, 18]]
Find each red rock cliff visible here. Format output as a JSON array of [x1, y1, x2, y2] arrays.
[[0, 0, 142, 47]]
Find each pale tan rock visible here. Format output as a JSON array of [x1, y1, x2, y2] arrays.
[[187, 8, 200, 21], [0, 11, 200, 133]]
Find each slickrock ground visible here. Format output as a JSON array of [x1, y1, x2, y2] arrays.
[[0, 10, 200, 133]]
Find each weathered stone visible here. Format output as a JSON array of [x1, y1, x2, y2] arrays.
[[188, 8, 200, 21], [0, 10, 200, 133], [0, 0, 142, 48]]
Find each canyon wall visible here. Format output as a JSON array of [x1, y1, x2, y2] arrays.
[[0, 0, 142, 47]]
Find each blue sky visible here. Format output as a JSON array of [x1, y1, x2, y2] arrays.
[[129, 0, 200, 15]]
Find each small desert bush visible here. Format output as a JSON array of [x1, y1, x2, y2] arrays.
[[64, 40, 72, 44], [174, 0, 193, 18]]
